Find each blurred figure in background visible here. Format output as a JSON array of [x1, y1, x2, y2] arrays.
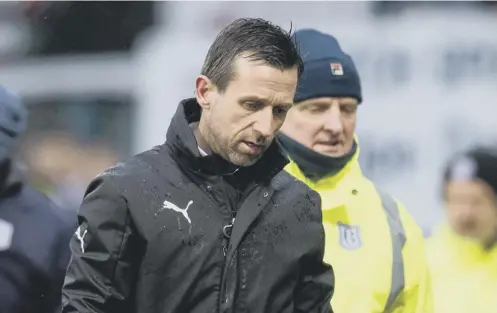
[[24, 133, 117, 212], [279, 29, 432, 313], [427, 147, 497, 313], [0, 86, 74, 313]]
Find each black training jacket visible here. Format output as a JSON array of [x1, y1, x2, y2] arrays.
[[61, 98, 335, 313]]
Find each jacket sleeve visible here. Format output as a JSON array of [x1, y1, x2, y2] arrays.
[[0, 252, 31, 312], [392, 202, 433, 313], [48, 212, 76, 313], [0, 210, 72, 313], [294, 190, 335, 313], [61, 175, 143, 313], [0, 217, 23, 312]]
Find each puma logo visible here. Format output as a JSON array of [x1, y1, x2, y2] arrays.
[[75, 226, 88, 253], [163, 200, 193, 224]]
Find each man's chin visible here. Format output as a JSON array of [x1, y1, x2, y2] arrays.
[[229, 152, 262, 167], [453, 226, 479, 240]]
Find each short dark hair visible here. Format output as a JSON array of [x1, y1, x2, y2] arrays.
[[201, 18, 304, 93]]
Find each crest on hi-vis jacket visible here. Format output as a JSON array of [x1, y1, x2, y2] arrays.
[[337, 222, 362, 250]]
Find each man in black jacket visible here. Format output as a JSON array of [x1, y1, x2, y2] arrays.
[[62, 18, 335, 313], [0, 86, 74, 313]]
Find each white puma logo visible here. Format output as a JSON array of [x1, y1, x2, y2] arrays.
[[163, 200, 193, 224], [75, 226, 88, 253]]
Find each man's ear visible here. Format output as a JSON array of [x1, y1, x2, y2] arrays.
[[195, 75, 216, 110]]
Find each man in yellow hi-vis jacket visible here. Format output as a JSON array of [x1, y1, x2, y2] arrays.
[[278, 29, 433, 313], [427, 147, 497, 313]]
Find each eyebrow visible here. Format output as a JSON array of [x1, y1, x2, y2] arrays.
[[340, 101, 358, 106], [279, 102, 293, 110], [239, 96, 293, 108]]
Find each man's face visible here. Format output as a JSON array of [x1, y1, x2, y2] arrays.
[[444, 180, 497, 245], [280, 97, 358, 157], [197, 57, 298, 166]]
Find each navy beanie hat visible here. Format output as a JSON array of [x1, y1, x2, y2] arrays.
[[0, 86, 27, 160], [444, 147, 497, 198], [292, 29, 362, 104]]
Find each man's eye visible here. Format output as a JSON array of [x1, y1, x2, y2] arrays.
[[308, 105, 327, 113], [341, 106, 357, 115], [273, 106, 288, 116], [245, 102, 262, 110]]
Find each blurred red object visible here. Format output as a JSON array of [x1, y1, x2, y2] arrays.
[[22, 1, 53, 18]]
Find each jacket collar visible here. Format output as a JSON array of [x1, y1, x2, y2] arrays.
[[0, 160, 23, 199], [165, 98, 289, 182], [433, 223, 497, 261]]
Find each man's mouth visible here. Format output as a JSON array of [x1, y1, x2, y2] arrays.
[[328, 139, 341, 147], [313, 139, 344, 155], [243, 141, 263, 154], [318, 139, 342, 147]]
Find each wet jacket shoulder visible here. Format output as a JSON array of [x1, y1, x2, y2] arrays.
[[62, 98, 334, 313], [0, 165, 74, 313]]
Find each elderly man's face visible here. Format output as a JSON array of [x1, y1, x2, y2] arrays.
[[280, 97, 358, 157]]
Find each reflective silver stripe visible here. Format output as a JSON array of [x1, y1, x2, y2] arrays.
[[378, 189, 407, 312]]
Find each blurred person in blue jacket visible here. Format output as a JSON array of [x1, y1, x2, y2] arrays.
[[427, 146, 497, 313], [0, 86, 75, 313]]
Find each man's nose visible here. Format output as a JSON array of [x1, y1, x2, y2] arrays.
[[453, 203, 475, 220], [323, 104, 343, 134], [253, 108, 274, 139]]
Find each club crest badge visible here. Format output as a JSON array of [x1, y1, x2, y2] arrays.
[[330, 62, 344, 76], [338, 222, 362, 250]]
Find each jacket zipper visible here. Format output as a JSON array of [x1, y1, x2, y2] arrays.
[[219, 216, 235, 312], [218, 175, 237, 313], [218, 183, 258, 312]]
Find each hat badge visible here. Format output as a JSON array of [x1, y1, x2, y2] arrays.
[[330, 63, 344, 76]]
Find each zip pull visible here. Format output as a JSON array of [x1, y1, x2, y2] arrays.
[[222, 218, 236, 257], [222, 218, 235, 239]]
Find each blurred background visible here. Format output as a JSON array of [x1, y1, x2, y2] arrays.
[[0, 1, 496, 233]]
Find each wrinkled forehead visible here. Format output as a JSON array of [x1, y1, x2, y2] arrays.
[[445, 179, 496, 202], [229, 57, 298, 105]]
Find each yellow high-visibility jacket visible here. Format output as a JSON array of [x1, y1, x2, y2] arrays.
[[284, 144, 433, 313], [427, 224, 497, 313]]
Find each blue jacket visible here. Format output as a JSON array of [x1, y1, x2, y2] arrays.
[[0, 162, 75, 313]]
